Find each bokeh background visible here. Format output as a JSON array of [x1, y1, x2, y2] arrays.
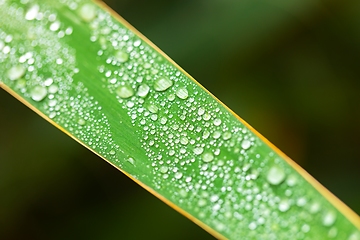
[[1, 0, 359, 239]]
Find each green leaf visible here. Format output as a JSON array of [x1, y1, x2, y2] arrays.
[[0, 0, 359, 239]]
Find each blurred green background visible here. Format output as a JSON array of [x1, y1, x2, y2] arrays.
[[1, 0, 360, 239]]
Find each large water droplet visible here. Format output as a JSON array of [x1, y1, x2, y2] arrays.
[[30, 86, 47, 102], [7, 65, 26, 81], [266, 165, 286, 185], [116, 83, 134, 98], [154, 77, 173, 91]]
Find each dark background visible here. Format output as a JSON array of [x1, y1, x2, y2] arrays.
[[1, 0, 359, 239]]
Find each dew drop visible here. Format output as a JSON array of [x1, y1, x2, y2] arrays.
[[127, 157, 135, 165], [159, 166, 168, 173], [116, 83, 134, 98], [266, 165, 286, 185], [197, 107, 205, 116], [147, 104, 158, 113], [248, 222, 257, 230], [78, 118, 86, 125], [202, 152, 214, 163], [79, 3, 97, 22], [7, 65, 26, 81], [278, 199, 290, 212], [241, 139, 251, 150], [25, 5, 39, 21], [30, 86, 47, 102], [286, 174, 297, 187], [322, 211, 336, 227], [154, 77, 173, 91], [174, 172, 183, 179], [115, 50, 129, 63], [348, 231, 360, 240], [193, 147, 204, 155], [176, 87, 188, 99], [50, 21, 61, 31], [137, 84, 150, 97], [301, 224, 310, 233], [198, 199, 206, 207], [213, 118, 222, 126], [223, 132, 232, 140], [180, 136, 189, 145], [109, 150, 116, 155]]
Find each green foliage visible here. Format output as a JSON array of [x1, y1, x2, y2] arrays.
[[1, 0, 359, 239]]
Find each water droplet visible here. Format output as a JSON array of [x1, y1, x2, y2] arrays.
[[78, 118, 86, 125], [198, 107, 205, 116], [213, 118, 222, 126], [159, 166, 168, 173], [147, 104, 158, 113], [25, 5, 39, 21], [137, 84, 150, 97], [278, 199, 290, 212], [296, 197, 307, 207], [210, 195, 219, 202], [286, 174, 297, 187], [202, 152, 214, 163], [50, 21, 61, 31], [79, 3, 97, 22], [174, 172, 183, 179], [328, 227, 338, 238], [180, 136, 189, 145], [198, 199, 206, 207], [266, 165, 286, 185], [7, 65, 26, 81], [248, 222, 257, 230], [115, 50, 129, 63], [348, 231, 360, 240], [154, 77, 173, 91], [126, 157, 135, 165], [48, 84, 59, 94], [176, 87, 188, 99], [322, 211, 336, 227], [301, 224, 310, 233], [109, 150, 116, 155], [193, 147, 204, 155], [241, 139, 251, 150], [116, 83, 134, 98], [223, 132, 232, 140], [30, 86, 47, 102], [309, 202, 321, 213]]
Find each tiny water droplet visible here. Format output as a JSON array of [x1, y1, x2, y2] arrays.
[[202, 152, 214, 163], [266, 165, 286, 185], [116, 83, 134, 98], [25, 5, 40, 21], [322, 211, 336, 227], [115, 50, 129, 63], [7, 65, 26, 81], [213, 118, 222, 126], [79, 3, 97, 22], [126, 157, 135, 165], [176, 87, 188, 99], [147, 104, 158, 113], [30, 86, 47, 102], [278, 199, 290, 212], [174, 172, 183, 179], [154, 77, 173, 91], [241, 139, 251, 150], [78, 118, 86, 125], [109, 149, 116, 155], [180, 136, 189, 145], [223, 132, 232, 140], [248, 222, 257, 230], [159, 166, 168, 173], [137, 84, 150, 97], [193, 147, 204, 155]]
